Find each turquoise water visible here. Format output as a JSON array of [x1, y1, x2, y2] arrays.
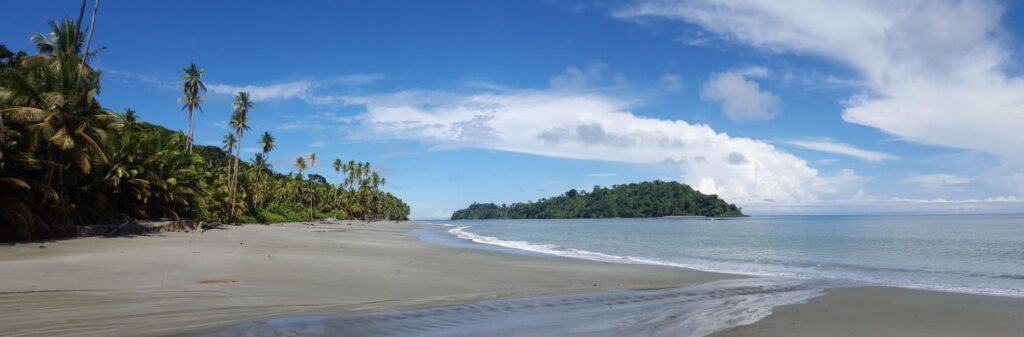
[[432, 215, 1024, 297]]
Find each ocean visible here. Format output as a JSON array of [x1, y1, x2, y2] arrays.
[[424, 215, 1024, 298]]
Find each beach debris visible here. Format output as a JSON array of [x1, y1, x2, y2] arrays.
[[198, 278, 238, 285]]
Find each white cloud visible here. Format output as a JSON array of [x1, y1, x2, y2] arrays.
[[586, 173, 617, 178], [788, 139, 898, 162], [330, 73, 386, 86], [208, 81, 314, 101], [659, 73, 684, 91], [309, 141, 326, 148], [901, 174, 972, 188], [700, 68, 779, 121], [549, 60, 628, 90], [207, 73, 385, 102], [614, 0, 1024, 194], [344, 88, 861, 204], [104, 68, 178, 90]]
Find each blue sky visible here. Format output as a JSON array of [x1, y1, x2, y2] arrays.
[[3, 0, 1023, 218]]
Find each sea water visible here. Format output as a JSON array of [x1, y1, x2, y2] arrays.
[[431, 215, 1024, 298]]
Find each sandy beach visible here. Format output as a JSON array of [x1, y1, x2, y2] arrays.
[[2, 222, 1023, 337]]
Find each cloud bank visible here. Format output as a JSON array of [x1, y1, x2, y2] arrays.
[[614, 0, 1024, 195], [343, 86, 861, 204]]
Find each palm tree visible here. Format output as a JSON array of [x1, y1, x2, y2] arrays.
[[307, 153, 317, 219], [332, 158, 342, 186], [6, 18, 112, 180], [343, 160, 357, 190], [178, 63, 205, 152], [254, 131, 274, 208], [115, 108, 139, 129], [228, 91, 252, 221], [258, 131, 275, 158], [332, 158, 343, 216], [295, 157, 307, 175], [221, 133, 236, 169], [250, 153, 269, 208]]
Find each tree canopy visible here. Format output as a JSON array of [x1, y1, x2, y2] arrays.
[[0, 17, 409, 241], [451, 181, 744, 219]]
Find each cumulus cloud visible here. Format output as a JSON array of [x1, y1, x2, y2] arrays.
[[700, 67, 779, 121], [549, 60, 628, 90], [343, 88, 861, 203], [614, 0, 1024, 194], [788, 139, 898, 162]]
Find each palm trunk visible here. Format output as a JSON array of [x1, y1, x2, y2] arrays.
[[77, 0, 87, 30], [186, 109, 194, 153], [80, 0, 98, 70], [229, 130, 242, 222], [258, 157, 267, 209]]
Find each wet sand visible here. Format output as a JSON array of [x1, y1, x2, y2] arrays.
[[712, 286, 1024, 337], [2, 222, 1023, 337], [0, 222, 725, 337]]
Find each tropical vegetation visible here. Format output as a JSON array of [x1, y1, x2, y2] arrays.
[[451, 181, 744, 219], [0, 13, 408, 241]]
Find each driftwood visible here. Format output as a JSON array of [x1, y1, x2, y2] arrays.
[[105, 220, 132, 236]]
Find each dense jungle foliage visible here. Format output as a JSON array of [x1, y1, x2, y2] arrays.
[[0, 18, 408, 241], [451, 181, 744, 219]]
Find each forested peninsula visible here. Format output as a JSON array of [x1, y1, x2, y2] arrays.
[[451, 181, 744, 219]]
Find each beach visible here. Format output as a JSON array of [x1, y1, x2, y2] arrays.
[[2, 222, 1022, 336]]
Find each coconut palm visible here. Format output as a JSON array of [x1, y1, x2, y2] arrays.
[[228, 91, 252, 221], [332, 158, 342, 185], [114, 108, 139, 129], [258, 131, 274, 157], [250, 153, 269, 207], [5, 18, 112, 179], [221, 133, 236, 169], [255, 131, 274, 208], [332, 158, 343, 213], [178, 63, 205, 152], [307, 153, 317, 219]]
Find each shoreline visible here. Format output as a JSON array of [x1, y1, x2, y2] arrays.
[[0, 221, 728, 336], [1, 221, 1022, 336], [439, 221, 1022, 298]]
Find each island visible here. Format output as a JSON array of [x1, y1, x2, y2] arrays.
[[451, 181, 744, 219]]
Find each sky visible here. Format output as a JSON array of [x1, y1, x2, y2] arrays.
[[3, 0, 1023, 219]]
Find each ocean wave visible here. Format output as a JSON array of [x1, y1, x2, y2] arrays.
[[445, 226, 1024, 298]]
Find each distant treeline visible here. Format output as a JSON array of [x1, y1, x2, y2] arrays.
[[451, 181, 744, 220]]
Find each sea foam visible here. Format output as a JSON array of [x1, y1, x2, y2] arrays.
[[445, 224, 1024, 298]]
